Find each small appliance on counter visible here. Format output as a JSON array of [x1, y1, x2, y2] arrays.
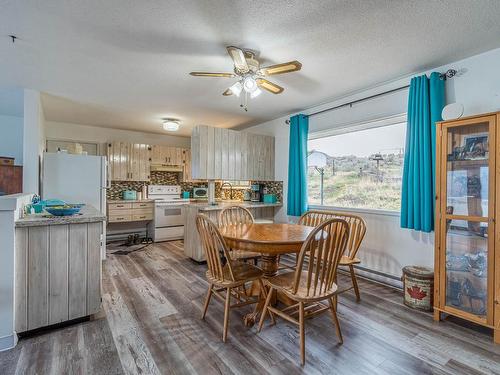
[[122, 190, 137, 200], [250, 183, 264, 202], [263, 194, 277, 203], [243, 190, 251, 201], [193, 187, 208, 200]]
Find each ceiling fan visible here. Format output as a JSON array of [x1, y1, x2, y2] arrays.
[[189, 46, 302, 111]]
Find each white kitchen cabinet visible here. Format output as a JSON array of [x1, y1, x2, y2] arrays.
[[151, 145, 183, 166], [191, 125, 275, 181], [181, 148, 192, 182], [107, 141, 151, 181]]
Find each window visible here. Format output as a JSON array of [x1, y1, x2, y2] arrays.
[[307, 121, 406, 212]]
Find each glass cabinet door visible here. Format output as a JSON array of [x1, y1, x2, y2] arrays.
[[441, 118, 494, 322], [445, 221, 488, 317]]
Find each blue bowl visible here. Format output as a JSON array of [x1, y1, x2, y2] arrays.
[[42, 199, 67, 207], [45, 205, 82, 216]]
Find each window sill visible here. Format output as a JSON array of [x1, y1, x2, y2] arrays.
[[307, 204, 400, 218]]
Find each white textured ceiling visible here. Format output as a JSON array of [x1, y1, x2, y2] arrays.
[[1, 0, 500, 136]]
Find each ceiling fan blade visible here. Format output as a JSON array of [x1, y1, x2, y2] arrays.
[[256, 78, 284, 94], [226, 46, 249, 73], [259, 60, 302, 76], [222, 88, 233, 96], [189, 72, 236, 78]]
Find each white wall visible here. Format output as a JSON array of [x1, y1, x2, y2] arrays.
[[0, 115, 23, 165], [246, 47, 500, 285], [45, 121, 190, 154], [0, 193, 32, 351], [23, 90, 45, 195]]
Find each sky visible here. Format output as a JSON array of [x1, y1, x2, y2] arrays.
[[308, 122, 406, 157]]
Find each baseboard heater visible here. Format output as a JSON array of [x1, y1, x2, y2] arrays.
[[339, 265, 403, 290]]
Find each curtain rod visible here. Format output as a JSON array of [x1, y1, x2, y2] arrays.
[[285, 69, 457, 124]]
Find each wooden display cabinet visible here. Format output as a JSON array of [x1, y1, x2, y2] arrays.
[[434, 111, 499, 343]]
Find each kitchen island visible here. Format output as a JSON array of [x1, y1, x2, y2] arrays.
[[184, 201, 282, 261], [15, 205, 105, 333]]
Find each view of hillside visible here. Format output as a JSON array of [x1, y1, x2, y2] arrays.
[[308, 152, 404, 210]]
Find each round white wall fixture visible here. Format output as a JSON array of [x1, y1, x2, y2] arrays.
[[442, 103, 464, 121]]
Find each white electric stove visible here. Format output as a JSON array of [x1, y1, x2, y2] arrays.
[[147, 185, 190, 242]]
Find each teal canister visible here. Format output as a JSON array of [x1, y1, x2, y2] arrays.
[[263, 194, 277, 203]]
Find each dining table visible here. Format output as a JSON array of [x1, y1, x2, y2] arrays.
[[220, 222, 315, 326]]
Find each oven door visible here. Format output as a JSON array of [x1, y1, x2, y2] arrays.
[[155, 205, 184, 227]]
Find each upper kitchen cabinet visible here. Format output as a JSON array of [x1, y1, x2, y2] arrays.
[[151, 145, 183, 166], [107, 141, 151, 181], [182, 148, 192, 182], [191, 125, 275, 181]]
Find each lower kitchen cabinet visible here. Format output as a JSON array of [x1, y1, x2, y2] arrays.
[[15, 222, 103, 332], [107, 201, 154, 223]]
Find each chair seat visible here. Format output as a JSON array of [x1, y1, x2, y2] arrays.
[[230, 249, 261, 260], [265, 271, 338, 302], [339, 256, 360, 265], [207, 261, 263, 287]]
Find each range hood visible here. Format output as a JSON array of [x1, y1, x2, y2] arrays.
[[150, 164, 183, 172]]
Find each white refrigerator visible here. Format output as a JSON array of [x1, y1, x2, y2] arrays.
[[42, 152, 108, 258]]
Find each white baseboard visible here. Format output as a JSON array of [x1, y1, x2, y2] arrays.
[[0, 333, 18, 352]]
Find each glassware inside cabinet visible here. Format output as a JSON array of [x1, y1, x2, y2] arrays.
[[445, 220, 488, 317]]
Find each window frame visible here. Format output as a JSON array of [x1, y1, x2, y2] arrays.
[[307, 113, 407, 215]]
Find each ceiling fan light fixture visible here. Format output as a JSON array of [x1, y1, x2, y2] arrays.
[[162, 120, 180, 132], [229, 81, 243, 97], [250, 87, 262, 99], [243, 76, 257, 93]]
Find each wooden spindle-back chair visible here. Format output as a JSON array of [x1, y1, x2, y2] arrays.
[[258, 218, 350, 365], [196, 214, 264, 342], [218, 206, 261, 264], [298, 210, 366, 301]]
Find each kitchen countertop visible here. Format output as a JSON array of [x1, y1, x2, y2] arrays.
[[16, 205, 106, 227], [188, 201, 282, 211]]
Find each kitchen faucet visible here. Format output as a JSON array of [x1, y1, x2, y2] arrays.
[[221, 182, 233, 200]]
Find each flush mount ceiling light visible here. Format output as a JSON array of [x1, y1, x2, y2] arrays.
[[162, 119, 180, 132], [189, 46, 301, 111]]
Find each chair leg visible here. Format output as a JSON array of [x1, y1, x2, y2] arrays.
[[258, 279, 275, 325], [299, 301, 305, 366], [201, 284, 212, 320], [349, 265, 361, 301], [329, 297, 343, 344], [257, 286, 274, 332], [223, 287, 231, 342]]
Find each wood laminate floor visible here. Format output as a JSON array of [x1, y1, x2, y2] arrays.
[[2, 241, 500, 374]]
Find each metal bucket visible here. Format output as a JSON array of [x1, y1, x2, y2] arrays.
[[402, 266, 434, 311]]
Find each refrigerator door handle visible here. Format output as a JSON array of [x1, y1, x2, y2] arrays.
[[105, 158, 111, 189]]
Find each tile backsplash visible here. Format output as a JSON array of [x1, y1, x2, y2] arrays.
[[107, 171, 283, 202]]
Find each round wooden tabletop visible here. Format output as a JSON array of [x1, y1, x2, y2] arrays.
[[220, 223, 314, 255]]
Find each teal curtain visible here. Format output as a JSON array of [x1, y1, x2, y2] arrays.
[[401, 73, 445, 232], [287, 114, 309, 216]]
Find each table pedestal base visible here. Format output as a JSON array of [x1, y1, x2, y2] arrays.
[[243, 254, 284, 327]]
